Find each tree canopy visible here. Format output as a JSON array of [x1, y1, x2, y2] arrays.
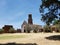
[[40, 0, 60, 25], [53, 19, 60, 25]]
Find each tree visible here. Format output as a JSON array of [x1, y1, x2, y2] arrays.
[[0, 29, 4, 33], [9, 27, 15, 33], [53, 20, 60, 32], [33, 25, 39, 33], [53, 19, 60, 25], [43, 25, 52, 32], [40, 0, 60, 25], [24, 24, 32, 33]]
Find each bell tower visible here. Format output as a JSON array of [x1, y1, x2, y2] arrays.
[[28, 14, 33, 24]]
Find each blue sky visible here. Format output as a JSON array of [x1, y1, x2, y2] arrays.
[[0, 0, 45, 29]]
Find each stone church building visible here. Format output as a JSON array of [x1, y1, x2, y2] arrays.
[[21, 14, 43, 33]]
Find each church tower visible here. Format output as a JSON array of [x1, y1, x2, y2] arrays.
[[28, 14, 33, 24]]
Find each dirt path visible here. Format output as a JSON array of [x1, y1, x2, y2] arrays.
[[0, 33, 60, 45]]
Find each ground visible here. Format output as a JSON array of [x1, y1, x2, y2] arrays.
[[0, 33, 60, 45]]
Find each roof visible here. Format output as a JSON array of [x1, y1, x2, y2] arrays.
[[21, 20, 27, 27]]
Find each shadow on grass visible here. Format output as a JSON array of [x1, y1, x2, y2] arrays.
[[0, 43, 37, 45], [45, 35, 60, 41]]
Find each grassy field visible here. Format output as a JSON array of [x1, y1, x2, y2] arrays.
[[0, 34, 26, 40], [0, 33, 60, 45]]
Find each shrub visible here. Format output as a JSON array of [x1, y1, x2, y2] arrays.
[[56, 24, 60, 32], [33, 26, 39, 33], [9, 28, 15, 33], [24, 24, 32, 33], [43, 25, 52, 33], [0, 29, 4, 34], [17, 29, 21, 33]]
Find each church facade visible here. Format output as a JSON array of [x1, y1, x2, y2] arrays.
[[21, 14, 43, 33]]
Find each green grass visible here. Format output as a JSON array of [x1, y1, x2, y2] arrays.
[[0, 35, 27, 40]]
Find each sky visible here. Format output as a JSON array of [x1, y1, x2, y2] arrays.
[[0, 0, 45, 29]]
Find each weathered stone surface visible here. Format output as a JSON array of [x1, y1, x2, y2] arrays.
[[28, 14, 33, 24]]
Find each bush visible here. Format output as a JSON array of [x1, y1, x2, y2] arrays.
[[0, 29, 4, 34], [9, 28, 15, 33], [43, 25, 52, 33], [33, 26, 39, 33], [17, 29, 21, 33], [24, 24, 32, 33], [33, 30, 37, 33], [44, 29, 52, 33]]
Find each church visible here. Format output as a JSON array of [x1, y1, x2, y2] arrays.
[[21, 14, 43, 33]]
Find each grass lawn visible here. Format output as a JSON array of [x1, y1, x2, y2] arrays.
[[0, 33, 27, 40], [0, 33, 60, 45]]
